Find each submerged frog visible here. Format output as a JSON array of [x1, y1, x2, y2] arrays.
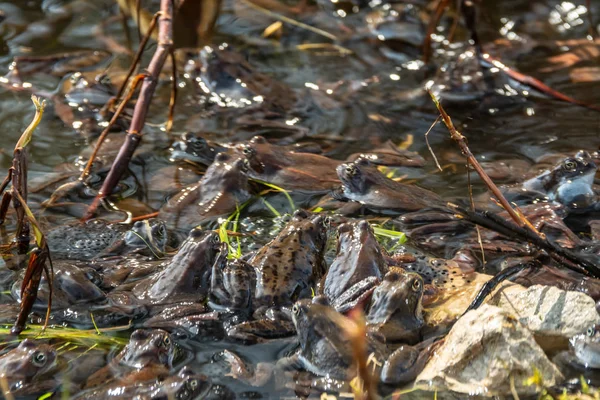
[[85, 329, 177, 389], [12, 262, 105, 310], [346, 140, 426, 168], [366, 270, 424, 345], [509, 151, 598, 210], [278, 298, 432, 387], [197, 46, 298, 113], [75, 367, 233, 400], [47, 218, 167, 260], [334, 158, 445, 215], [238, 136, 340, 193], [0, 339, 57, 397], [210, 210, 328, 342], [321, 220, 388, 313], [159, 151, 253, 231]]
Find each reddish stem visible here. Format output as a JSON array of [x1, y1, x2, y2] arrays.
[[85, 0, 173, 220]]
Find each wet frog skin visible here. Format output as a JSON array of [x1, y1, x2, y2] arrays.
[[74, 367, 233, 400], [210, 210, 328, 342], [12, 262, 105, 310], [322, 220, 388, 313], [334, 158, 445, 214], [278, 298, 431, 387], [0, 339, 57, 397], [159, 151, 253, 231], [570, 324, 600, 369], [47, 218, 168, 260], [366, 270, 425, 345], [249, 209, 328, 308], [131, 229, 224, 304], [238, 136, 341, 193], [84, 329, 176, 389], [518, 151, 598, 210], [198, 46, 298, 113]]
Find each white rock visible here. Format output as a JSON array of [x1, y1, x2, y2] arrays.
[[416, 304, 563, 396], [489, 284, 600, 351]]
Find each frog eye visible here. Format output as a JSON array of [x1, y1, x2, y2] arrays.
[[411, 278, 422, 292], [292, 304, 300, 315], [177, 388, 191, 400], [587, 326, 596, 337], [161, 335, 171, 347], [345, 165, 357, 176], [242, 146, 255, 157], [563, 159, 577, 171], [32, 351, 47, 367]]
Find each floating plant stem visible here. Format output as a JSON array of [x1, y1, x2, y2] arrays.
[[255, 180, 295, 212]]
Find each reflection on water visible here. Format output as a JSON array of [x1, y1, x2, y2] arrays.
[[0, 0, 598, 397]]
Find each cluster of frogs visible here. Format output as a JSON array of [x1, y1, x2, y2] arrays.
[[0, 129, 599, 398]]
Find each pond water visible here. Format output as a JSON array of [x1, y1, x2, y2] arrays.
[[0, 0, 598, 399]]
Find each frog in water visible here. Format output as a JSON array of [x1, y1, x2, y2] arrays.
[[210, 210, 328, 342], [170, 132, 324, 168], [159, 151, 253, 232], [12, 262, 105, 310], [333, 158, 445, 215], [0, 339, 57, 397], [237, 136, 341, 194], [74, 367, 234, 400], [277, 298, 433, 388], [366, 270, 425, 345], [197, 46, 297, 113], [84, 329, 177, 389], [509, 151, 598, 210], [567, 325, 600, 369], [130, 229, 225, 305], [47, 218, 168, 260], [321, 220, 388, 313]]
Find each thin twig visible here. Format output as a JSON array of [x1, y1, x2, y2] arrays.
[[80, 73, 146, 181], [424, 115, 442, 171], [114, 11, 160, 105], [85, 0, 174, 220], [428, 90, 526, 228]]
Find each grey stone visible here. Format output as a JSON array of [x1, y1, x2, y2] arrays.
[[489, 284, 600, 351], [415, 304, 563, 397]]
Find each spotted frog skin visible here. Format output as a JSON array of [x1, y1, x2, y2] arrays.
[[47, 218, 168, 260], [84, 329, 176, 389], [249, 210, 328, 308], [321, 220, 388, 313], [209, 210, 328, 342], [334, 158, 445, 214], [366, 270, 424, 345], [0, 339, 57, 397]]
